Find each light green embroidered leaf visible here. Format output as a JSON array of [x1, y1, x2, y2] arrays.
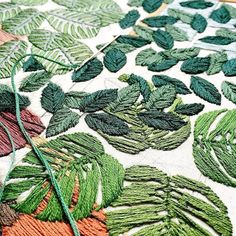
[[19, 71, 52, 92], [221, 81, 236, 104], [128, 0, 143, 7], [2, 132, 124, 221], [64, 91, 88, 109], [216, 28, 236, 41], [46, 108, 80, 137], [168, 8, 194, 24], [165, 24, 188, 42], [106, 165, 232, 236], [207, 51, 228, 75], [0, 40, 28, 79], [11, 0, 48, 6], [133, 25, 154, 41], [224, 3, 236, 18], [193, 109, 236, 187], [0, 3, 21, 22], [2, 9, 44, 35], [41, 82, 65, 113]]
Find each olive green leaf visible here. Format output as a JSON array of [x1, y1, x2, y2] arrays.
[[106, 165, 232, 236], [222, 59, 236, 76], [210, 5, 231, 24], [142, 15, 177, 27], [0, 2, 21, 22], [180, 0, 213, 9], [152, 29, 174, 50], [181, 57, 210, 74], [175, 103, 204, 116], [221, 81, 236, 104]]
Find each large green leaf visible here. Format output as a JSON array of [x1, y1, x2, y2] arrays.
[[106, 165, 232, 236], [0, 40, 28, 79], [0, 2, 21, 22], [193, 109, 236, 187], [2, 132, 124, 221]]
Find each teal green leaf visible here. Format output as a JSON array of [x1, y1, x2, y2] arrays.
[[19, 72, 52, 92], [168, 8, 193, 24], [79, 89, 118, 112], [175, 103, 204, 116], [180, 0, 213, 9], [64, 91, 88, 109], [138, 110, 187, 131], [46, 108, 80, 137], [222, 59, 236, 76], [216, 28, 236, 41], [116, 35, 151, 48], [0, 3, 21, 22], [165, 24, 189, 42], [142, 0, 163, 13], [221, 81, 236, 104], [152, 29, 174, 49], [181, 57, 210, 74], [190, 13, 207, 33], [41, 82, 65, 113], [2, 9, 44, 35], [210, 5, 231, 24], [106, 165, 232, 236], [23, 56, 44, 72], [104, 48, 127, 73], [119, 10, 140, 29], [72, 58, 103, 82], [145, 85, 176, 110], [193, 109, 236, 187], [152, 75, 191, 95], [199, 36, 234, 45], [142, 15, 177, 27], [133, 25, 154, 41], [190, 76, 221, 105], [148, 59, 178, 72], [0, 40, 28, 79], [11, 0, 48, 5], [207, 51, 228, 75], [85, 113, 130, 136], [135, 48, 163, 66]]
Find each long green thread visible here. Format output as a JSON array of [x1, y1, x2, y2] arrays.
[[10, 54, 80, 236]]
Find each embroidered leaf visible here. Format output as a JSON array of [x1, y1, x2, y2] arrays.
[[46, 108, 80, 137], [180, 0, 213, 9], [199, 36, 234, 45], [97, 41, 136, 54], [181, 57, 210, 74], [153, 29, 174, 50], [79, 89, 118, 112], [165, 24, 188, 42], [168, 8, 193, 24], [133, 25, 154, 41], [106, 165, 232, 235], [2, 9, 44, 35], [107, 84, 140, 112], [135, 48, 163, 66], [128, 0, 143, 7], [19, 72, 52, 92], [64, 91, 88, 109], [119, 10, 140, 29], [116, 35, 151, 48], [224, 4, 236, 18], [222, 59, 236, 76], [41, 82, 65, 113], [193, 109, 236, 187], [152, 75, 191, 95], [72, 58, 103, 82], [0, 41, 27, 79], [3, 132, 124, 221], [0, 3, 21, 22], [145, 85, 176, 110], [104, 48, 127, 73], [210, 5, 231, 24], [138, 110, 186, 131], [142, 15, 177, 27], [221, 81, 236, 104], [85, 113, 130, 136], [142, 0, 163, 13], [216, 28, 236, 41], [207, 51, 228, 75], [23, 56, 44, 72], [11, 0, 48, 6], [190, 13, 207, 33], [148, 59, 178, 72], [190, 76, 221, 105], [175, 103, 204, 116]]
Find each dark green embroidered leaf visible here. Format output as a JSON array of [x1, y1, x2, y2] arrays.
[[72, 58, 103, 82], [116, 35, 151, 48], [41, 82, 65, 113], [207, 51, 228, 75], [152, 75, 191, 95], [199, 36, 234, 45], [106, 165, 232, 236], [23, 56, 44, 72], [19, 72, 52, 92], [142, 15, 177, 27], [165, 24, 189, 42], [119, 10, 140, 29], [85, 113, 130, 136], [148, 59, 178, 72], [153, 29, 174, 50], [138, 110, 187, 131], [168, 8, 193, 24], [142, 0, 163, 13], [221, 81, 236, 104], [46, 108, 80, 137], [79, 89, 118, 112], [222, 59, 236, 76], [107, 84, 140, 112], [145, 85, 176, 110], [181, 57, 210, 74], [180, 0, 213, 9], [64, 91, 88, 109], [97, 42, 136, 54], [190, 14, 207, 33], [175, 103, 204, 116], [210, 6, 231, 24], [133, 25, 154, 41], [190, 76, 221, 105], [135, 48, 164, 66], [104, 48, 127, 73]]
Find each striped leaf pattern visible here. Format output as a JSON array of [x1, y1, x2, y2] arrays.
[[11, 0, 48, 6], [0, 2, 21, 22]]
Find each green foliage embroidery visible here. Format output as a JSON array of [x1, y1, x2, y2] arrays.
[[64, 91, 88, 109], [221, 81, 236, 104], [210, 5, 231, 24], [168, 8, 193, 24], [23, 56, 44, 72], [181, 57, 210, 74], [119, 10, 140, 29], [180, 0, 213, 9], [175, 103, 204, 116], [142, 15, 177, 27], [148, 59, 178, 72], [142, 0, 163, 13], [190, 13, 207, 33], [207, 51, 228, 75], [152, 29, 174, 50], [0, 3, 21, 22], [116, 35, 151, 48], [165, 24, 189, 42], [199, 36, 235, 45], [216, 28, 236, 41], [222, 59, 236, 77], [11, 0, 48, 6], [133, 25, 154, 41]]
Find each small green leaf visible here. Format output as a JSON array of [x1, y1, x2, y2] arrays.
[[19, 72, 52, 92], [46, 108, 80, 137], [128, 0, 143, 7], [216, 28, 236, 41], [133, 25, 154, 41], [165, 25, 189, 42], [64, 91, 88, 109], [199, 36, 234, 45], [104, 48, 127, 73], [210, 5, 231, 24], [190, 76, 221, 105], [142, 0, 163, 13], [41, 82, 65, 113], [181, 57, 210, 74], [85, 113, 130, 136], [168, 8, 193, 24], [221, 81, 236, 104], [175, 103, 204, 116], [23, 56, 44, 72], [222, 59, 236, 76], [119, 10, 140, 29], [190, 14, 207, 33], [207, 51, 228, 75], [142, 15, 177, 27], [135, 48, 163, 66], [148, 59, 178, 72], [116, 35, 151, 48], [180, 0, 213, 9], [153, 29, 174, 49]]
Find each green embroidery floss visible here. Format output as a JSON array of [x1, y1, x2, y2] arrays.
[[119, 10, 140, 29]]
